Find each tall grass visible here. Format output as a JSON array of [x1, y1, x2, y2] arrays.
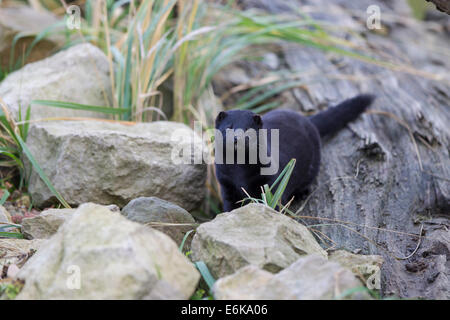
[[0, 98, 70, 210], [15, 1, 440, 126], [37, 0, 380, 125]]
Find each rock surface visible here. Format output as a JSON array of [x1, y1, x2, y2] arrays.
[[16, 203, 200, 299], [214, 255, 369, 300], [21, 204, 120, 239], [26, 120, 207, 210], [213, 265, 285, 300], [21, 208, 76, 239], [0, 5, 64, 69], [191, 204, 327, 278], [0, 43, 112, 120], [122, 197, 196, 247]]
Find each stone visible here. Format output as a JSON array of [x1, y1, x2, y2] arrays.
[[0, 43, 112, 120], [16, 203, 200, 299], [191, 204, 327, 278], [264, 254, 369, 300], [25, 120, 207, 210], [0, 5, 65, 69], [21, 208, 76, 239], [213, 265, 286, 300], [122, 197, 196, 247], [213, 255, 370, 300]]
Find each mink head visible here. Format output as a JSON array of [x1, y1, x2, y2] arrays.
[[215, 110, 262, 160], [215, 110, 262, 133]]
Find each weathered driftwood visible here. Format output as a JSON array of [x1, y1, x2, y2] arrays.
[[214, 0, 449, 299], [427, 0, 450, 15]]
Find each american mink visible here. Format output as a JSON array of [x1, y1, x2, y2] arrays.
[[214, 94, 375, 212]]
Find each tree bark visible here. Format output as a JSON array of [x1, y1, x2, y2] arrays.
[[214, 0, 450, 299]]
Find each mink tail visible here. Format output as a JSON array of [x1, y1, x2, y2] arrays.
[[309, 94, 375, 137]]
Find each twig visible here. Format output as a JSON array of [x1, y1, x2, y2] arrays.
[[394, 224, 424, 261]]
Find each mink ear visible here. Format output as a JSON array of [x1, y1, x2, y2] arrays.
[[253, 114, 262, 126], [216, 111, 227, 124]]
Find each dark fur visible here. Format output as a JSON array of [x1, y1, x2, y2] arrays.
[[215, 94, 375, 212]]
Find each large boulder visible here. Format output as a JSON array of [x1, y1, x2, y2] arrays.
[[213, 255, 369, 300], [0, 5, 65, 70], [16, 203, 200, 299], [0, 43, 112, 120], [26, 120, 207, 210], [122, 197, 196, 247], [191, 204, 327, 278]]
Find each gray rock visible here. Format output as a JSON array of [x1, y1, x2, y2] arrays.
[[122, 197, 196, 247], [213, 255, 369, 300], [26, 120, 207, 210], [213, 265, 286, 300], [21, 205, 122, 239], [0, 43, 112, 120], [0, 5, 64, 69], [266, 254, 369, 299], [191, 204, 327, 278], [21, 208, 76, 239], [16, 203, 200, 299]]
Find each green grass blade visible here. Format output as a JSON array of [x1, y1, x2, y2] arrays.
[[0, 189, 10, 205], [0, 223, 21, 232], [194, 261, 216, 291], [251, 101, 281, 114], [31, 100, 128, 115], [269, 159, 296, 208], [0, 231, 23, 239], [179, 229, 195, 252], [262, 184, 273, 205]]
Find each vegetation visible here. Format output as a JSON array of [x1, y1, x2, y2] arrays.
[[0, 0, 383, 217], [0, 0, 437, 218], [0, 281, 23, 300], [240, 158, 296, 212]]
